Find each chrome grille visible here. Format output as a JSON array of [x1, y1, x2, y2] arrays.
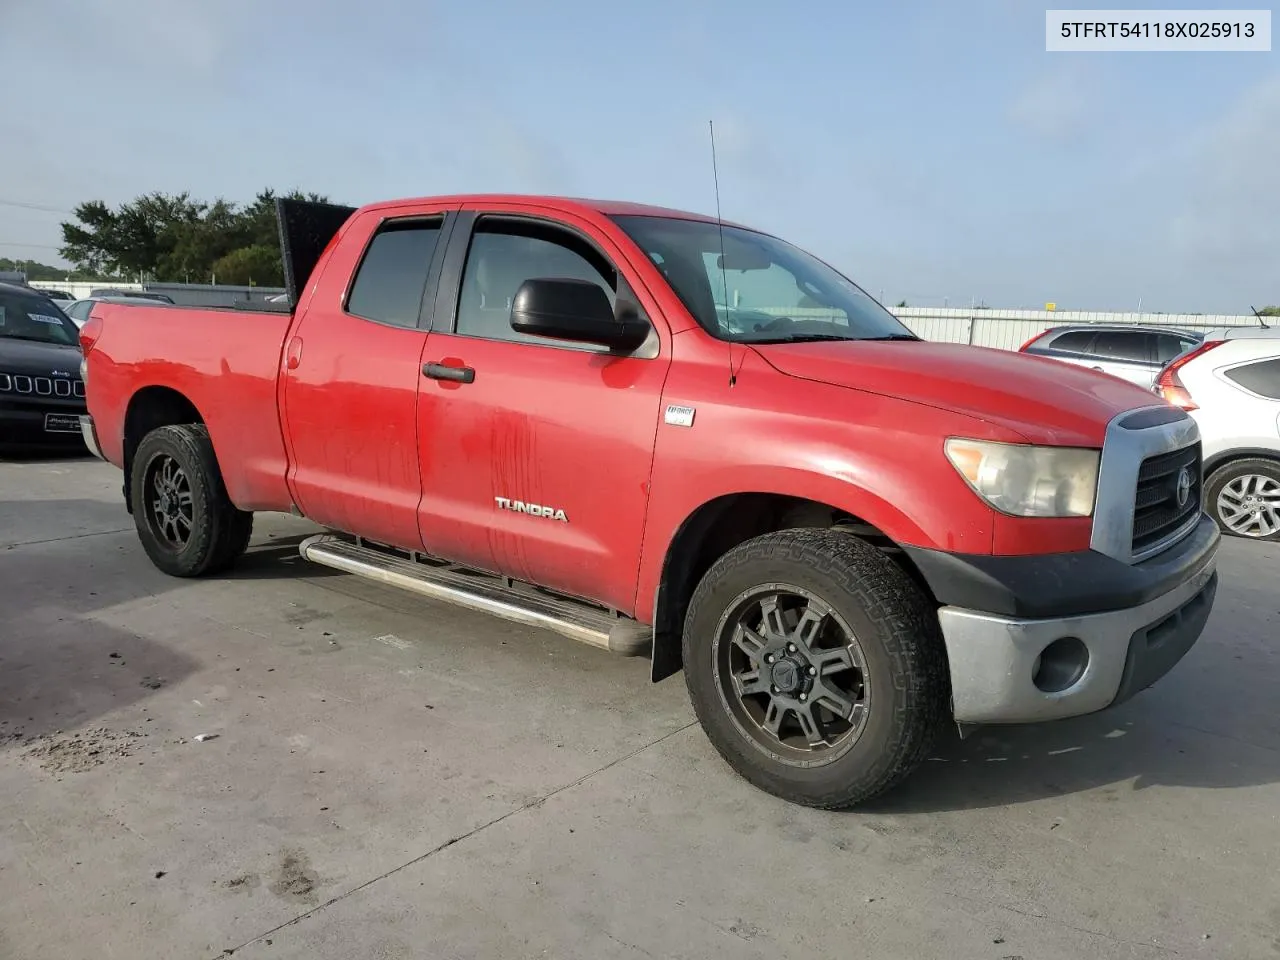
[[1132, 442, 1202, 555], [0, 372, 85, 398]]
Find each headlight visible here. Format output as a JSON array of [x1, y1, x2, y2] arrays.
[[944, 438, 1099, 518]]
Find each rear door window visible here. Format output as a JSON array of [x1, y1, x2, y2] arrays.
[[1224, 358, 1280, 400], [1092, 331, 1154, 363], [1046, 330, 1096, 354], [1155, 334, 1197, 363], [345, 219, 444, 328]]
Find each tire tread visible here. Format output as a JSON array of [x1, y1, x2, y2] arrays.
[[130, 424, 254, 577], [1205, 457, 1280, 542], [682, 528, 949, 809]]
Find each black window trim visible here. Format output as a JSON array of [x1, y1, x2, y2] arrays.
[[434, 211, 658, 358], [341, 211, 455, 331]]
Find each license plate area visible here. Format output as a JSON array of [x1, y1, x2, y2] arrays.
[[45, 413, 81, 433]]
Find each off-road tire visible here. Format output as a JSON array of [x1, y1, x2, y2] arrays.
[[130, 424, 254, 577], [1205, 457, 1280, 541], [682, 528, 949, 809]]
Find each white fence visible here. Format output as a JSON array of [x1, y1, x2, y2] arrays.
[[891, 307, 1265, 351]]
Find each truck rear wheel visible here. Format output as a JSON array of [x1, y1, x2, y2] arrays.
[[682, 528, 948, 809], [130, 424, 254, 577]]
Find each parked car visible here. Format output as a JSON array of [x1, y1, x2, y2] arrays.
[[64, 295, 169, 329], [78, 194, 1219, 809], [88, 289, 175, 304], [1155, 326, 1280, 540], [1019, 324, 1204, 388], [0, 282, 87, 453], [39, 288, 74, 301]]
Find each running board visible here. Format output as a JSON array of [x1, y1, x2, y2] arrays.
[[298, 534, 651, 657]]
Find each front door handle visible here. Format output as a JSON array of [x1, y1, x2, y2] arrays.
[[422, 362, 475, 384]]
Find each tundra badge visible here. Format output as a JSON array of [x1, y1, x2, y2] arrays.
[[495, 497, 568, 522]]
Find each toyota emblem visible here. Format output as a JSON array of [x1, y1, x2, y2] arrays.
[[1175, 466, 1192, 508]]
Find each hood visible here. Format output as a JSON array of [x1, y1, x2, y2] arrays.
[[0, 337, 82, 376], [752, 340, 1161, 447]]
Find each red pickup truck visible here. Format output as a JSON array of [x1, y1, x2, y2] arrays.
[[78, 195, 1220, 808]]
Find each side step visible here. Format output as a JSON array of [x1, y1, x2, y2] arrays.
[[298, 534, 651, 657]]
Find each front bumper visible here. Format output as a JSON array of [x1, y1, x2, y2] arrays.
[[0, 398, 88, 451], [911, 513, 1220, 724]]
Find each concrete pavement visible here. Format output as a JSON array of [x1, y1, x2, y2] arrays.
[[2, 455, 1278, 959]]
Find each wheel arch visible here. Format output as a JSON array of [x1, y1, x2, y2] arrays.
[[122, 386, 205, 514], [1204, 447, 1280, 477], [648, 491, 938, 682]]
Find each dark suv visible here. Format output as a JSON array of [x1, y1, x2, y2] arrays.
[[0, 283, 87, 453]]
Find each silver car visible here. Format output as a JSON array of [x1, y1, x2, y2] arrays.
[[63, 295, 169, 329], [1019, 324, 1204, 388]]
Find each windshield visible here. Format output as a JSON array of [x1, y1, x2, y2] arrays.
[[611, 215, 915, 344], [0, 289, 80, 346]]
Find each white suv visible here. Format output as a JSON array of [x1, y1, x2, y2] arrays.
[[1156, 327, 1280, 540]]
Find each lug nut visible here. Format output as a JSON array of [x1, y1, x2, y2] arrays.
[[787, 643, 797, 653], [808, 666, 817, 676], [799, 693, 807, 702], [765, 655, 775, 664], [771, 686, 780, 695]]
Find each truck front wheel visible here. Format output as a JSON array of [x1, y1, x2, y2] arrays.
[[130, 424, 254, 577], [682, 529, 948, 809]]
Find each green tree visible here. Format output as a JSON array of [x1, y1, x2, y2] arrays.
[[59, 188, 328, 283], [1258, 305, 1280, 317], [211, 245, 285, 286], [0, 258, 71, 281]]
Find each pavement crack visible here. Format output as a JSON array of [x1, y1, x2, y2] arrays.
[[212, 720, 698, 958], [603, 931, 668, 959], [3, 527, 132, 550], [944, 891, 1184, 955]]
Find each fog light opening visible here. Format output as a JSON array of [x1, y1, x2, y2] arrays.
[[1032, 636, 1090, 693]]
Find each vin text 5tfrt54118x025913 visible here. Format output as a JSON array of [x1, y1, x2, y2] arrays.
[[76, 193, 1219, 808]]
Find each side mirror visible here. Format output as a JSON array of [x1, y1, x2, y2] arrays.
[[510, 278, 649, 352]]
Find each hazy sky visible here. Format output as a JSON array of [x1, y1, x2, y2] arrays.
[[1, 0, 1275, 312]]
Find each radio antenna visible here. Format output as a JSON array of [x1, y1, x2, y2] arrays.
[[1250, 304, 1270, 329], [709, 121, 738, 386]]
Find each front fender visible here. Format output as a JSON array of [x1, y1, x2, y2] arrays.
[[633, 351, 1021, 625]]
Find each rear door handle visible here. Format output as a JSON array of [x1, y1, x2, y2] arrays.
[[422, 362, 475, 384]]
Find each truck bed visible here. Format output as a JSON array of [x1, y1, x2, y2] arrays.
[[85, 302, 296, 512]]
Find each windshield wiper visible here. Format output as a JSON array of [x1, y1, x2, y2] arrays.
[[747, 333, 856, 344], [857, 333, 919, 341]]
